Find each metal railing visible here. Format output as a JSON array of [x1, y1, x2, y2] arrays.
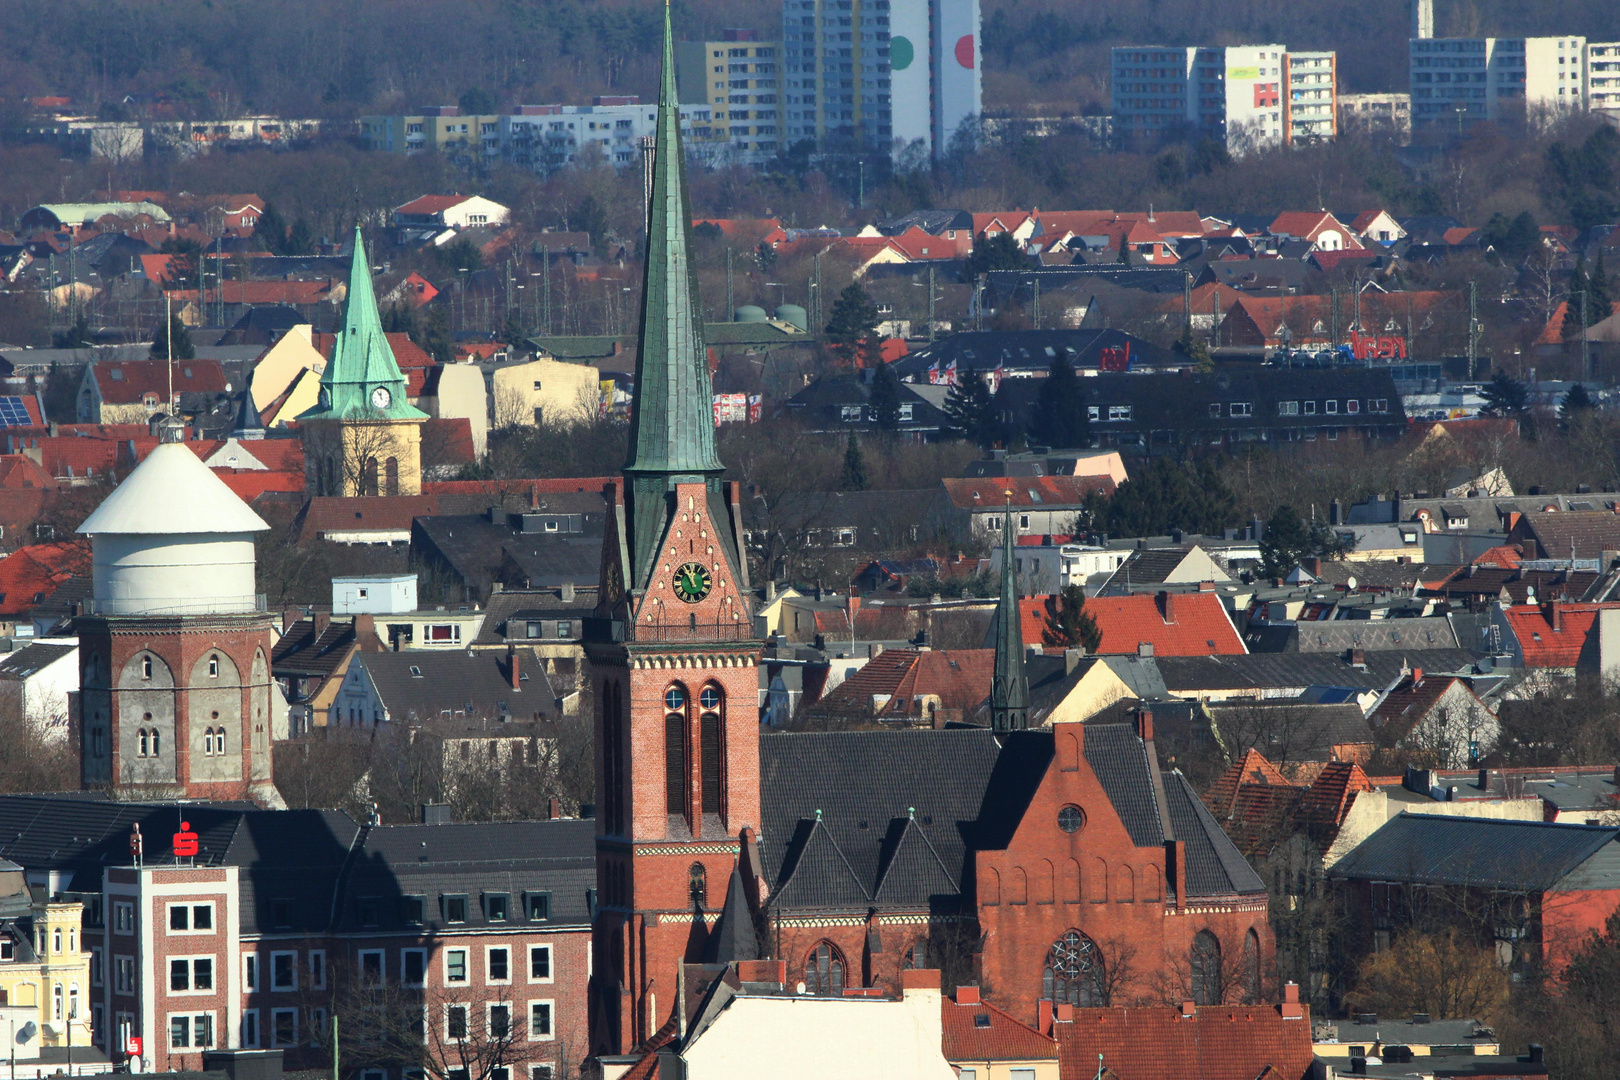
[[78, 594, 268, 617]]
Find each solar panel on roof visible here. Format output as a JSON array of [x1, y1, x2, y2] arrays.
[[0, 398, 32, 427]]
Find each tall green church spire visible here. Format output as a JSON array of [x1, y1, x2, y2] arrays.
[[991, 496, 1029, 732], [621, 2, 726, 589], [298, 227, 427, 422]]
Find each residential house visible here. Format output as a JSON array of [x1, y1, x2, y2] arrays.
[[940, 477, 1118, 543], [1097, 546, 1231, 595], [417, 365, 489, 459], [391, 195, 510, 235], [1217, 291, 1454, 351], [1490, 601, 1620, 693], [270, 612, 386, 737], [408, 493, 609, 601], [491, 358, 603, 426], [1019, 588, 1247, 658], [0, 796, 592, 1077], [247, 326, 325, 423], [1266, 212, 1366, 252], [0, 542, 90, 639], [940, 985, 1059, 1080], [0, 867, 98, 1070], [1347, 210, 1407, 246], [1052, 989, 1316, 1080], [0, 640, 79, 742], [1508, 510, 1620, 561], [329, 648, 557, 726], [76, 359, 230, 424], [799, 648, 994, 724], [782, 375, 950, 438], [469, 585, 597, 715], [1367, 670, 1500, 768], [1329, 814, 1620, 971], [991, 369, 1409, 452]]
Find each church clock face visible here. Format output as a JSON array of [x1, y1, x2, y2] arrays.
[[672, 562, 712, 603], [371, 386, 392, 409]]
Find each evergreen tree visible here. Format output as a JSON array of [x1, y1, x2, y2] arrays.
[[52, 313, 93, 349], [1561, 382, 1595, 420], [1041, 584, 1103, 653], [150, 310, 195, 361], [825, 282, 881, 362], [285, 217, 315, 256], [840, 430, 868, 491], [868, 360, 902, 431], [963, 232, 1027, 277], [1590, 253, 1612, 323], [1089, 458, 1240, 539], [160, 236, 203, 287], [1027, 355, 1090, 449], [942, 366, 1000, 449], [501, 305, 528, 347], [1172, 327, 1213, 371], [1480, 372, 1530, 416], [254, 201, 289, 254], [1260, 504, 1355, 578], [417, 304, 454, 365]]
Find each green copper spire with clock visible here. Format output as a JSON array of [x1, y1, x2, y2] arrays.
[[298, 226, 429, 424]]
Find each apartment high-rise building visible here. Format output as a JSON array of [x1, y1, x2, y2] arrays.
[[1110, 45, 1296, 153], [783, 0, 981, 159], [1283, 51, 1337, 143], [676, 29, 783, 166], [1409, 36, 1586, 128], [1586, 42, 1620, 118]]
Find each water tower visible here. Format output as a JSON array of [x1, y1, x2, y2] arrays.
[[75, 424, 282, 805]]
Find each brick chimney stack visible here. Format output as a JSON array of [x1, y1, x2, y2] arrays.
[[507, 645, 521, 690], [1158, 590, 1175, 623]]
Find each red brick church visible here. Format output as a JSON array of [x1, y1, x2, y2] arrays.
[[585, 8, 1273, 1055]]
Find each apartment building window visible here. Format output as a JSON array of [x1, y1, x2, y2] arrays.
[[489, 1004, 512, 1040], [1303, 401, 1317, 415], [526, 893, 551, 921], [1325, 400, 1339, 414], [271, 899, 294, 929], [447, 1005, 469, 1041], [114, 956, 135, 994], [168, 903, 214, 933], [1370, 398, 1389, 413], [271, 951, 298, 991], [488, 947, 510, 984], [529, 946, 552, 982], [244, 955, 258, 991], [402, 896, 426, 925], [170, 957, 214, 992], [91, 946, 103, 987], [242, 1011, 260, 1049], [272, 1009, 298, 1048], [1107, 405, 1133, 421], [485, 894, 510, 922], [402, 949, 428, 988], [1230, 402, 1253, 417], [360, 950, 385, 985], [310, 951, 326, 989], [529, 1001, 554, 1040], [1277, 401, 1299, 415], [171, 1013, 215, 1049], [446, 948, 469, 984], [532, 1069, 554, 1080], [444, 895, 469, 923]]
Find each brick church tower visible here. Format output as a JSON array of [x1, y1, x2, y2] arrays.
[[586, 7, 760, 1053], [76, 422, 282, 805]]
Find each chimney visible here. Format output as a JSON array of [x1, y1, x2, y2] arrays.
[[1197, 580, 1214, 592], [1412, 667, 1423, 686], [1303, 556, 1321, 577], [1413, 0, 1434, 38], [1137, 641, 1154, 658], [1065, 648, 1083, 675], [1037, 998, 1054, 1036], [354, 613, 376, 645], [1180, 1000, 1196, 1018], [1329, 499, 1342, 526], [1527, 1045, 1544, 1065], [561, 581, 576, 603], [955, 986, 980, 1005], [530, 485, 540, 510], [314, 610, 330, 638], [1136, 707, 1154, 742], [547, 797, 561, 820], [736, 960, 788, 989], [1280, 981, 1304, 1019], [507, 646, 521, 690], [1348, 648, 1366, 669], [1552, 604, 1563, 632], [1158, 590, 1175, 623]]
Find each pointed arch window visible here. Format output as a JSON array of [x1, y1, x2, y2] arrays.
[[1191, 930, 1223, 1006], [1042, 930, 1105, 1005], [700, 684, 723, 817], [142, 656, 153, 680], [664, 684, 688, 816], [1242, 929, 1260, 1004], [385, 457, 400, 496], [804, 942, 845, 996], [139, 729, 150, 757], [363, 458, 380, 497]]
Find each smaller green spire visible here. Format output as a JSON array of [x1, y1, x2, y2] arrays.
[[297, 227, 428, 422], [991, 495, 1029, 732]]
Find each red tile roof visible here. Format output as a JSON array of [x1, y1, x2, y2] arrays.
[[0, 455, 58, 491], [215, 469, 306, 502], [1503, 603, 1616, 667], [1205, 749, 1294, 819], [887, 649, 995, 716], [943, 994, 1058, 1062], [395, 194, 474, 216], [1056, 1002, 1316, 1080], [167, 280, 338, 306], [300, 495, 442, 538], [815, 648, 920, 712], [1294, 760, 1374, 825], [943, 475, 1117, 510], [0, 541, 90, 616], [422, 417, 475, 465], [1020, 591, 1245, 657], [93, 358, 227, 405], [313, 331, 433, 369], [421, 476, 619, 500], [1473, 545, 1523, 569]]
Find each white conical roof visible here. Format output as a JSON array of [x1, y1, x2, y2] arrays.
[[77, 443, 271, 536]]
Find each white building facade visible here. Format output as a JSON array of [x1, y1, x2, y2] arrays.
[[1111, 44, 1297, 153], [1409, 36, 1587, 128]]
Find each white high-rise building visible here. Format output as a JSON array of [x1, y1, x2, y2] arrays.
[[1588, 42, 1620, 118], [1284, 52, 1338, 143], [1110, 45, 1297, 153], [1409, 36, 1586, 128], [783, 0, 980, 160]]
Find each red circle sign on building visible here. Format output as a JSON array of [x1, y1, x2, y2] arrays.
[[173, 822, 199, 858]]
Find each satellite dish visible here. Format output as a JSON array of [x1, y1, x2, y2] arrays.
[[1526, 586, 1536, 604], [1346, 576, 1358, 592], [18, 1021, 37, 1042]]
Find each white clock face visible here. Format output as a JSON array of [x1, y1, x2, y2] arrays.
[[371, 386, 392, 409]]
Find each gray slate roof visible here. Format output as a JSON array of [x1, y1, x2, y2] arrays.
[[1155, 650, 1479, 694], [0, 642, 75, 679], [1329, 814, 1620, 891], [1163, 769, 1266, 896], [358, 649, 558, 722]]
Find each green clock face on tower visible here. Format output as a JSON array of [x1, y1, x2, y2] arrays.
[[673, 562, 712, 603]]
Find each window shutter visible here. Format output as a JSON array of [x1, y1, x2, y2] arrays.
[[700, 713, 722, 814], [664, 716, 686, 814]]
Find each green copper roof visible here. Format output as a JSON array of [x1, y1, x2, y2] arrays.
[[297, 227, 428, 423], [991, 498, 1030, 731], [621, 3, 728, 590]]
